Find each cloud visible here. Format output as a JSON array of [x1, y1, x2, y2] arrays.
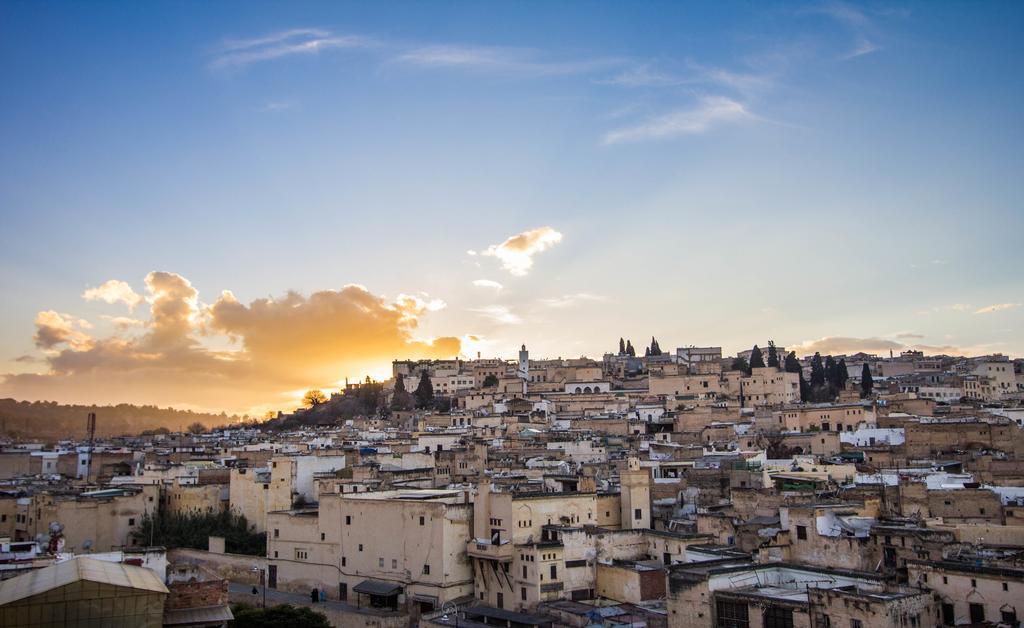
[[472, 279, 504, 291], [33, 311, 94, 351], [975, 303, 1021, 315], [802, 1, 881, 59], [894, 332, 924, 340], [394, 45, 619, 77], [603, 96, 752, 144], [100, 315, 145, 330], [597, 65, 685, 88], [82, 279, 144, 311], [482, 226, 563, 276], [2, 273, 460, 413], [788, 335, 990, 358], [469, 305, 522, 325], [210, 28, 374, 70], [788, 336, 904, 356], [538, 293, 607, 308]]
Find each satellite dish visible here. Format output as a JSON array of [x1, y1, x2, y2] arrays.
[[82, 539, 93, 550]]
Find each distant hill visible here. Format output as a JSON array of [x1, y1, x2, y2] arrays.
[[0, 398, 247, 440]]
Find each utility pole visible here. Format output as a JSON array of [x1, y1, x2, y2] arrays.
[[84, 412, 96, 482]]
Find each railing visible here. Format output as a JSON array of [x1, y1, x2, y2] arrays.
[[467, 539, 513, 561]]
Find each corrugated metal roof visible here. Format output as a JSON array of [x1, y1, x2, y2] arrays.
[[0, 557, 168, 606]]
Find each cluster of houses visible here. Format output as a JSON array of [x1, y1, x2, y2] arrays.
[[0, 343, 1023, 627]]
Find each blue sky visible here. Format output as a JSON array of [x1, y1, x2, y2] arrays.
[[1, 1, 1022, 412]]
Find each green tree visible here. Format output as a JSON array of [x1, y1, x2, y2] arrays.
[[414, 371, 434, 408], [626, 340, 636, 357], [783, 351, 810, 402], [231, 604, 331, 628], [394, 373, 406, 394], [618, 338, 626, 355], [749, 345, 765, 369], [836, 359, 850, 390], [187, 422, 206, 434], [861, 363, 874, 398], [810, 353, 825, 388], [482, 374, 499, 388], [132, 510, 266, 555], [731, 356, 751, 376], [766, 341, 780, 368], [650, 337, 662, 356], [302, 389, 327, 407]]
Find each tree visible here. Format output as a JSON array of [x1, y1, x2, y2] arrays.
[[390, 375, 414, 411], [482, 374, 499, 388], [302, 389, 327, 407], [783, 351, 809, 402], [861, 363, 874, 398], [810, 353, 825, 388], [731, 356, 751, 376], [824, 355, 837, 386], [619, 338, 626, 355], [414, 371, 434, 408], [187, 422, 206, 434], [644, 346, 651, 357], [231, 604, 331, 628], [394, 373, 406, 394], [749, 345, 765, 369], [836, 359, 850, 390], [650, 337, 662, 356], [767, 341, 780, 369], [626, 340, 636, 357]]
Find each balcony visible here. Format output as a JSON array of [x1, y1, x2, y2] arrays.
[[467, 539, 513, 562]]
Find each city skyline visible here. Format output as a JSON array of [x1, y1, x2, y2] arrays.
[[2, 1, 1022, 413]]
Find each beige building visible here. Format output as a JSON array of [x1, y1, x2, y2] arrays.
[[26, 485, 158, 553], [266, 488, 473, 616]]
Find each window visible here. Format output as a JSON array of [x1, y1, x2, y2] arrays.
[[715, 600, 749, 628], [496, 592, 503, 609], [1002, 609, 1017, 625], [341, 557, 346, 567], [550, 565, 558, 579], [970, 603, 985, 623], [128, 518, 135, 526], [419, 515, 425, 526], [796, 525, 807, 540], [522, 587, 527, 600], [321, 532, 325, 541], [634, 508, 642, 520], [295, 549, 308, 560], [971, 579, 977, 588], [379, 558, 384, 568], [763, 606, 794, 628], [274, 529, 279, 538], [523, 565, 527, 578], [851, 620, 863, 628], [358, 544, 363, 552], [345, 515, 351, 525], [1004, 582, 1009, 591]]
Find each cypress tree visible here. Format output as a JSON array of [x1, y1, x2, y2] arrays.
[[414, 371, 434, 408], [619, 338, 626, 355], [394, 373, 406, 393], [749, 345, 765, 369], [783, 351, 801, 374], [824, 355, 837, 386], [626, 340, 635, 357], [810, 353, 825, 388], [837, 359, 849, 390], [767, 341, 780, 369], [861, 363, 874, 398]]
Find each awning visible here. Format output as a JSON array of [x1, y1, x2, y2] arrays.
[[353, 579, 402, 597]]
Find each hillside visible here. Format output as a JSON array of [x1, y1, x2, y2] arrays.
[[0, 398, 247, 440]]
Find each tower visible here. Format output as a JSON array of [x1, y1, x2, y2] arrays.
[[517, 344, 529, 395], [619, 457, 651, 530]]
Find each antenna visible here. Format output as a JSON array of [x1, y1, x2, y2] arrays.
[[84, 412, 97, 481]]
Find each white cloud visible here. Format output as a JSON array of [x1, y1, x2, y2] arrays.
[[210, 28, 374, 70], [538, 293, 607, 308], [82, 279, 143, 311], [472, 279, 504, 291], [482, 226, 564, 276], [975, 303, 1021, 315], [802, 1, 881, 60], [603, 96, 752, 144], [469, 305, 522, 325], [394, 45, 619, 77]]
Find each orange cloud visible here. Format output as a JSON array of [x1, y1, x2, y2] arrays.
[[482, 226, 563, 276], [82, 279, 144, 311], [2, 274, 460, 414]]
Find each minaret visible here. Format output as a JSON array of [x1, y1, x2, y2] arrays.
[[518, 344, 529, 395], [619, 457, 651, 530]]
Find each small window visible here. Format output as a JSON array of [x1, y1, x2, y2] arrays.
[[358, 544, 363, 552], [419, 516, 425, 526], [1003, 582, 1009, 591], [345, 515, 351, 525], [342, 556, 346, 566], [796, 525, 807, 540], [423, 564, 430, 575], [634, 508, 642, 520], [128, 518, 135, 526], [274, 529, 279, 538], [379, 557, 384, 567], [321, 532, 325, 541]]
